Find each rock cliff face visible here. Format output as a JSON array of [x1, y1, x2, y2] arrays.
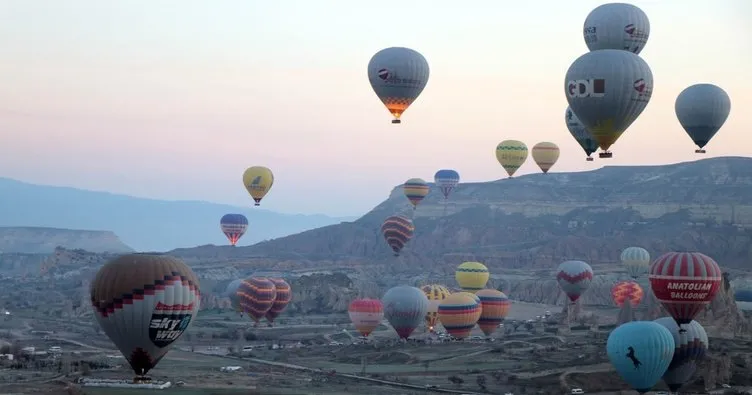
[[0, 227, 132, 254]]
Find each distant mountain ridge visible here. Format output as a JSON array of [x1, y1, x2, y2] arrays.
[[0, 227, 132, 254], [0, 178, 355, 251]]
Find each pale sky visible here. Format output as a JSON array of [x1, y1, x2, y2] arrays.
[[0, 0, 750, 216]]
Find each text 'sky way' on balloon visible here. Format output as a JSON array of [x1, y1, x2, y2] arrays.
[[607, 321, 675, 394], [531, 142, 560, 174], [556, 260, 593, 303], [367, 47, 430, 124], [437, 292, 482, 339], [348, 298, 384, 338], [654, 317, 708, 393], [382, 286, 429, 339], [265, 278, 292, 326], [565, 49, 653, 158], [621, 246, 650, 279], [420, 284, 451, 332], [675, 83, 731, 153], [238, 277, 277, 326], [611, 280, 644, 308], [381, 215, 415, 256], [648, 252, 722, 328], [434, 169, 460, 200], [403, 178, 430, 209], [90, 254, 201, 377], [475, 289, 511, 337], [455, 262, 490, 292], [224, 279, 243, 315], [565, 106, 599, 161], [495, 140, 528, 177], [220, 214, 248, 246], [583, 3, 650, 54], [242, 166, 274, 206]]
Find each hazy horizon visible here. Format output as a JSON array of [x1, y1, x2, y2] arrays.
[[1, 0, 750, 217]]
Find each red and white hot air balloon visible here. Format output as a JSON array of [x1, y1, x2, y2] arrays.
[[348, 298, 384, 338], [648, 252, 722, 328]]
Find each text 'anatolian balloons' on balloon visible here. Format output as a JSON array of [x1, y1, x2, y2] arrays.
[[265, 278, 292, 326], [434, 169, 460, 200], [495, 140, 528, 177], [367, 47, 430, 124], [220, 214, 248, 246], [420, 284, 451, 332], [607, 321, 675, 394], [556, 260, 593, 303], [675, 83, 731, 153], [403, 178, 430, 209], [382, 286, 429, 339], [565, 106, 599, 161], [90, 254, 201, 377], [437, 292, 482, 339], [455, 262, 490, 292], [348, 298, 384, 338], [654, 317, 708, 393], [531, 142, 560, 174], [565, 49, 653, 158], [242, 166, 274, 206], [621, 246, 650, 279], [238, 277, 277, 326], [381, 215, 415, 256], [611, 280, 644, 308], [583, 3, 650, 54]]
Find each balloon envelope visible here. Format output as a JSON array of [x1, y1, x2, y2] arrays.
[[367, 47, 430, 123], [476, 289, 511, 336], [564, 49, 653, 154], [90, 254, 201, 376], [348, 298, 384, 337], [437, 292, 482, 339], [403, 178, 430, 208], [242, 166, 274, 206], [434, 169, 460, 200], [495, 140, 528, 177], [381, 215, 415, 256], [621, 247, 650, 279], [734, 288, 752, 311], [224, 279, 243, 313], [455, 262, 490, 292], [238, 277, 277, 324], [220, 214, 248, 246], [675, 84, 731, 151], [583, 3, 650, 54], [565, 106, 599, 160], [556, 260, 594, 303], [265, 278, 292, 324], [611, 281, 644, 308], [531, 142, 560, 174], [607, 321, 674, 393], [382, 286, 429, 339], [654, 317, 708, 392], [420, 284, 451, 331]]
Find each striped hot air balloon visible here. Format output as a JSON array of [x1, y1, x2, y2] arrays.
[[654, 317, 708, 393], [649, 252, 722, 327], [238, 277, 277, 326], [556, 260, 594, 303], [437, 292, 482, 339], [382, 286, 428, 339], [455, 262, 490, 292], [265, 278, 292, 326], [381, 215, 415, 256], [420, 284, 451, 332], [348, 299, 384, 338], [433, 169, 460, 200], [621, 247, 651, 279], [531, 142, 560, 174], [476, 289, 511, 336], [495, 140, 528, 177], [220, 214, 249, 246], [611, 281, 644, 308], [402, 178, 430, 209]]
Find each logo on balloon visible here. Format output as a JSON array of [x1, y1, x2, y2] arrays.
[[378, 68, 390, 80], [632, 79, 652, 102], [567, 79, 605, 98]]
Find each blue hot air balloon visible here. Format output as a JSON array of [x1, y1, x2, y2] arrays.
[[220, 214, 249, 246], [433, 169, 460, 200], [607, 321, 675, 394]]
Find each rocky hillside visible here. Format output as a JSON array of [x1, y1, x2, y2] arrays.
[[0, 227, 133, 254]]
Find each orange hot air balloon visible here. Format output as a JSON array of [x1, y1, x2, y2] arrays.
[[611, 280, 644, 308], [437, 292, 482, 339], [265, 278, 292, 326], [238, 277, 277, 326], [348, 298, 384, 338], [475, 289, 511, 336]]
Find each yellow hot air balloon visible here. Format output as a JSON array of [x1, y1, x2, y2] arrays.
[[495, 140, 528, 177], [242, 166, 274, 206], [531, 142, 560, 174], [455, 262, 490, 292], [437, 292, 482, 339], [420, 284, 451, 332]]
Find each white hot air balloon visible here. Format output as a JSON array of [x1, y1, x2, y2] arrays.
[[564, 49, 653, 158], [620, 247, 650, 279], [675, 84, 731, 153], [583, 3, 650, 55], [367, 47, 430, 124]]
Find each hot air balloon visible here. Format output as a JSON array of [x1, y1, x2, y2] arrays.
[[367, 47, 430, 124], [654, 317, 708, 393], [242, 166, 274, 206], [238, 277, 277, 326], [476, 289, 511, 337], [611, 281, 644, 308], [348, 298, 384, 338], [607, 321, 674, 394], [434, 169, 460, 201], [565, 49, 653, 158], [90, 254, 200, 378], [403, 178, 430, 209], [565, 106, 599, 161], [224, 279, 243, 316], [455, 262, 490, 292], [648, 252, 722, 328], [437, 292, 482, 339], [583, 3, 650, 54], [381, 215, 414, 256], [265, 278, 292, 326], [734, 286, 752, 312], [531, 142, 560, 174], [675, 83, 731, 153], [556, 260, 594, 303], [621, 247, 650, 279], [382, 286, 429, 339], [495, 140, 528, 177], [420, 284, 451, 332], [220, 214, 248, 246]]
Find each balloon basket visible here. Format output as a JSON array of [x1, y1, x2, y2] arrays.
[[695, 149, 706, 153], [586, 157, 594, 162], [598, 151, 613, 158], [391, 119, 401, 124], [133, 376, 152, 384]]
